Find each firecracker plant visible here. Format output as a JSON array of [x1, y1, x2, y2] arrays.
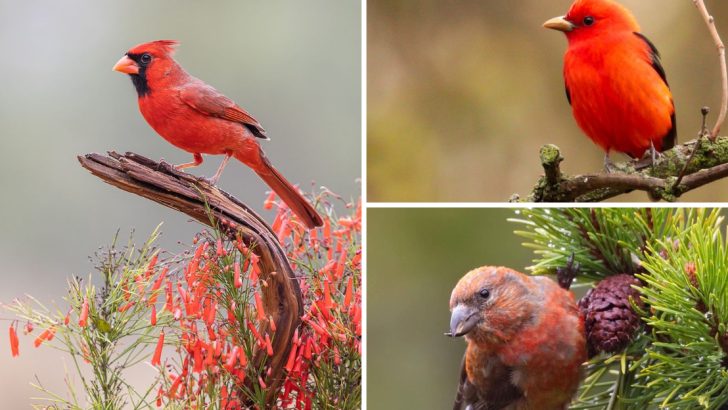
[[511, 208, 728, 409], [4, 189, 361, 410]]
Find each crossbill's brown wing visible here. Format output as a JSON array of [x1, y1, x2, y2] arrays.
[[453, 353, 524, 410]]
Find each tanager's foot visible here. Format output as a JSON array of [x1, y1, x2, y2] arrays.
[[603, 154, 616, 173]]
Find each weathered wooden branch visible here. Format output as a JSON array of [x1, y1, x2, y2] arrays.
[[519, 137, 728, 202], [78, 151, 301, 407]]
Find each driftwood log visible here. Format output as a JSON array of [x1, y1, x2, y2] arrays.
[[78, 151, 301, 407]]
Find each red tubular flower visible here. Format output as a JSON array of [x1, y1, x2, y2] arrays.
[[254, 291, 266, 322], [151, 304, 157, 326], [335, 250, 347, 279], [216, 238, 224, 257], [152, 331, 165, 366], [79, 296, 89, 327], [220, 385, 229, 408], [224, 346, 238, 371], [145, 253, 159, 279], [9, 324, 19, 357], [33, 326, 56, 348], [118, 301, 134, 312], [204, 344, 214, 366], [164, 281, 174, 313], [269, 315, 277, 332], [265, 333, 274, 356], [249, 253, 261, 283], [285, 343, 298, 372], [263, 190, 276, 210], [246, 320, 264, 345], [168, 373, 182, 398], [309, 228, 319, 252], [323, 280, 333, 310], [344, 276, 353, 308], [233, 262, 242, 288], [192, 341, 203, 373]]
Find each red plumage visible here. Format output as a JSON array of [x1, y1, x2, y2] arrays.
[[113, 40, 323, 229], [545, 0, 676, 162], [449, 266, 586, 410]]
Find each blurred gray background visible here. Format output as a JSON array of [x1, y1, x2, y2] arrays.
[[368, 0, 728, 202], [0, 1, 360, 406]]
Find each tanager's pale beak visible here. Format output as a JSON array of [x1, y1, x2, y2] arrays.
[[113, 55, 139, 74], [543, 16, 575, 32]]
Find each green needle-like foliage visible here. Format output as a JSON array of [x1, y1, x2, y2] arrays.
[[6, 227, 168, 410], [510, 208, 728, 409], [636, 216, 728, 409]]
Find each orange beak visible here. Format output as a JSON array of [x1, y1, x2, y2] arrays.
[[113, 55, 139, 74]]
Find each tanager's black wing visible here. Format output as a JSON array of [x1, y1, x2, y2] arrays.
[[634, 32, 677, 150]]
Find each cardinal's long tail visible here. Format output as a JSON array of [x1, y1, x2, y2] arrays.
[[242, 153, 323, 229]]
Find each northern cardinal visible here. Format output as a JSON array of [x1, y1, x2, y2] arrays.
[[113, 40, 323, 229], [544, 0, 676, 170], [448, 266, 586, 410]]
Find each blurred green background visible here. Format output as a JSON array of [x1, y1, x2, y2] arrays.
[[367, 208, 728, 409], [367, 208, 532, 409], [0, 1, 360, 406], [368, 0, 728, 202]]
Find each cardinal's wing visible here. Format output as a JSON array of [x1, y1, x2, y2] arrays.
[[179, 82, 268, 140]]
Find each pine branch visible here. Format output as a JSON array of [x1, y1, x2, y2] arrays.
[[510, 208, 682, 279], [519, 137, 728, 202], [77, 151, 302, 408], [636, 212, 728, 409], [512, 208, 728, 409]]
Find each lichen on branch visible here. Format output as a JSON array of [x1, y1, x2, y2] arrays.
[[518, 136, 728, 202]]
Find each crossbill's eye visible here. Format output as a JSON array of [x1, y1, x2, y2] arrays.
[[478, 289, 490, 299], [140, 53, 152, 65], [583, 16, 595, 26]]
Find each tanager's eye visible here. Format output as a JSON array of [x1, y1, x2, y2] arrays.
[[583, 16, 595, 26], [478, 289, 490, 299], [140, 53, 152, 65]]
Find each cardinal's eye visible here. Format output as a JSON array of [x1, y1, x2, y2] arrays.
[[583, 16, 595, 26], [140, 53, 152, 65], [478, 289, 490, 299]]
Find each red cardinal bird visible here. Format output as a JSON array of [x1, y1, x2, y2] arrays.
[[544, 0, 676, 170], [113, 40, 323, 229], [448, 266, 586, 410]]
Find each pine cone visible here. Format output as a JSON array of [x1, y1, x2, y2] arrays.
[[578, 274, 644, 357]]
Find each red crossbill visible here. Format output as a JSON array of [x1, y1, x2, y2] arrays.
[[448, 266, 586, 410]]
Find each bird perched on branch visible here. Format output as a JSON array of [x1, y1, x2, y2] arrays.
[[113, 40, 323, 229], [544, 0, 676, 171], [448, 266, 586, 410]]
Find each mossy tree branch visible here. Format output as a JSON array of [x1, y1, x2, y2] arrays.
[[77, 151, 301, 408], [519, 136, 728, 202]]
